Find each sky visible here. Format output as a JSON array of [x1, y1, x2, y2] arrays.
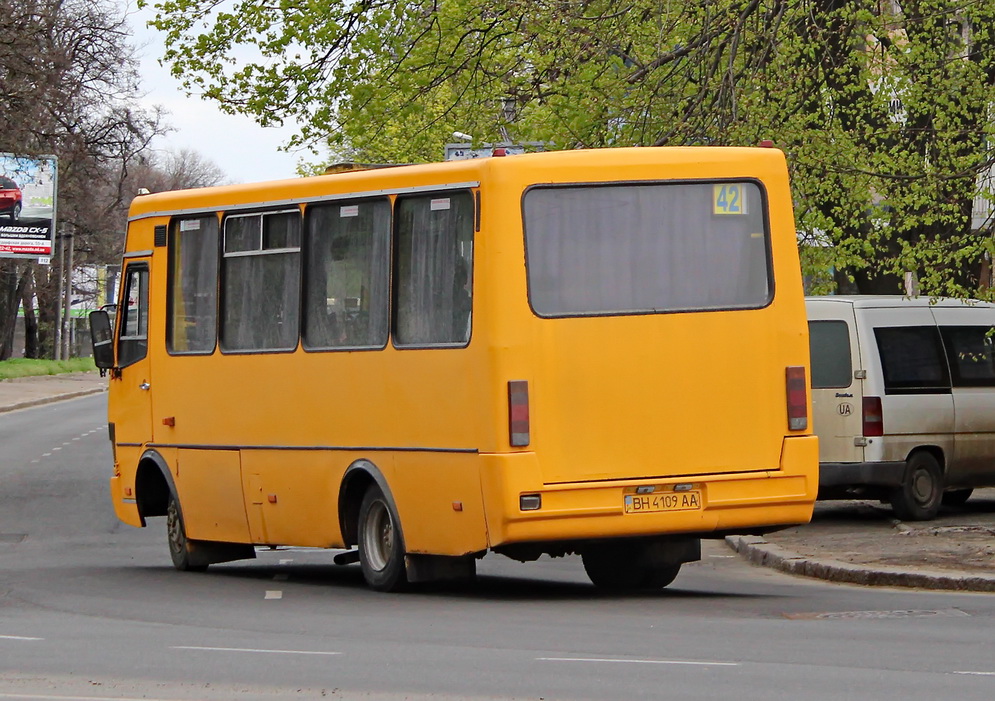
[[126, 3, 308, 184]]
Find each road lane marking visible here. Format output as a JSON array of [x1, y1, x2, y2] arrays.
[[954, 671, 995, 676], [264, 590, 283, 599], [538, 657, 739, 667], [0, 695, 201, 701], [0, 635, 43, 641], [171, 645, 340, 656]]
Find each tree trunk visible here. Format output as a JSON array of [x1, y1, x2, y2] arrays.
[[21, 266, 39, 358], [0, 259, 22, 360]]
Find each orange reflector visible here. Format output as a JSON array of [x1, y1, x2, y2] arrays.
[[786, 366, 808, 431], [267, 494, 278, 504], [161, 416, 175, 427], [508, 380, 530, 447], [452, 501, 463, 512]]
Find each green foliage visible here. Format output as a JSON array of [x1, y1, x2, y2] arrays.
[[0, 358, 96, 380], [145, 0, 995, 297]]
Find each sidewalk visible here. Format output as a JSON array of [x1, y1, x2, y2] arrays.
[[0, 371, 107, 413], [728, 494, 995, 592], [1, 372, 993, 592]]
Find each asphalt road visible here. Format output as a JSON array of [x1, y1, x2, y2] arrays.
[[2, 395, 995, 700]]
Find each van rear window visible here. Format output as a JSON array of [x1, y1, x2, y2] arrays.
[[808, 321, 852, 388], [523, 181, 771, 317], [874, 326, 951, 394]]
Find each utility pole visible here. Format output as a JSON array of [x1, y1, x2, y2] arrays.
[[62, 229, 74, 360], [54, 231, 64, 360]]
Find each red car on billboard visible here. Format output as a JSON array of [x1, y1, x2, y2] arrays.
[[0, 176, 22, 222]]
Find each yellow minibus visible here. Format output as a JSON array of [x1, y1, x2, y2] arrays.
[[90, 146, 818, 591]]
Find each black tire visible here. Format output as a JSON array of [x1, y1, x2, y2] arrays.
[[166, 493, 208, 572], [357, 486, 409, 592], [941, 488, 973, 507], [582, 542, 682, 590], [889, 452, 943, 521], [8, 202, 20, 222]]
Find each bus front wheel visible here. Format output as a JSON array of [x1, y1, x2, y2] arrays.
[[582, 542, 682, 590], [166, 494, 207, 572], [357, 486, 409, 592]]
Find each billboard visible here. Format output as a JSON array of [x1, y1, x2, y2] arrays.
[[0, 153, 58, 259]]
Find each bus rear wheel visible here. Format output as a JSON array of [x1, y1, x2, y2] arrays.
[[166, 494, 208, 572], [357, 486, 409, 592], [582, 542, 682, 590]]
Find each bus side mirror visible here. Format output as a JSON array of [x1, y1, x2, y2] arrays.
[[89, 310, 115, 375]]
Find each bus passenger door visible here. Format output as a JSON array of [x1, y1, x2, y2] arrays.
[[109, 260, 154, 455]]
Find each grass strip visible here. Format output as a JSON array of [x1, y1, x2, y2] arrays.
[[0, 357, 96, 380]]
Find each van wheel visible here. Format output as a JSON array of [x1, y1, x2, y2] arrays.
[[582, 542, 681, 590], [941, 488, 973, 507], [166, 493, 207, 572], [357, 486, 409, 592], [889, 452, 942, 521]]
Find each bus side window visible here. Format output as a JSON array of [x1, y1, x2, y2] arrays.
[[118, 265, 149, 368], [394, 191, 474, 346], [303, 198, 390, 350]]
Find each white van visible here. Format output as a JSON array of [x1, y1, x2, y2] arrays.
[[806, 295, 995, 520]]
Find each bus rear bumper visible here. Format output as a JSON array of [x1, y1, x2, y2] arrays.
[[480, 436, 818, 547]]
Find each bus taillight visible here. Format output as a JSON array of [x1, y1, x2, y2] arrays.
[[508, 380, 530, 447], [786, 366, 808, 431], [862, 396, 884, 437]]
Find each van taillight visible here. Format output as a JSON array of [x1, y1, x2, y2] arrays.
[[786, 366, 808, 431], [508, 380, 530, 447], [862, 396, 884, 437]]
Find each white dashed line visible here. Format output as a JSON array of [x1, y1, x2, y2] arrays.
[[171, 645, 340, 656], [0, 694, 206, 701], [954, 671, 995, 676], [0, 634, 43, 641], [537, 657, 740, 667], [264, 590, 283, 599], [279, 558, 294, 565]]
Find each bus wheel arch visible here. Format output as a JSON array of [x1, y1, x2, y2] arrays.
[[134, 450, 174, 526], [338, 460, 396, 547]]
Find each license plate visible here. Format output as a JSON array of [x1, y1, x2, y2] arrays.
[[624, 491, 702, 514]]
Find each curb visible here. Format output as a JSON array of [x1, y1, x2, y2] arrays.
[[726, 534, 995, 592], [0, 387, 107, 415]]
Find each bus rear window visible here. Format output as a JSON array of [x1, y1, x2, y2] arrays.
[[523, 182, 771, 317]]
